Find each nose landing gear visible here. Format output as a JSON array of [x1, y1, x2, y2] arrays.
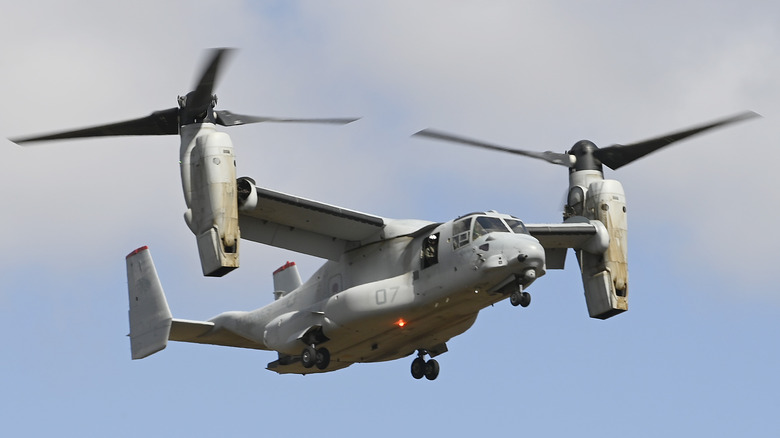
[[510, 288, 531, 307], [410, 350, 440, 381], [507, 270, 534, 307]]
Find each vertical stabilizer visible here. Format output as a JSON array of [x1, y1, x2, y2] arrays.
[[273, 261, 301, 300], [126, 246, 172, 359]]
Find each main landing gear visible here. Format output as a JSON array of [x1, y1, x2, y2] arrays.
[[301, 345, 330, 370], [410, 350, 440, 381]]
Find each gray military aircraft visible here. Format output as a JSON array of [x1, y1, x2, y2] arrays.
[[12, 49, 759, 380]]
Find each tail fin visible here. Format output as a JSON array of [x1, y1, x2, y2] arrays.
[[126, 246, 172, 359], [272, 261, 302, 300]]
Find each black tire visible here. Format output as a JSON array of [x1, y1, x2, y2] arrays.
[[315, 348, 331, 370], [520, 292, 531, 308], [301, 346, 316, 369], [411, 357, 426, 379], [424, 359, 440, 381], [510, 291, 522, 307]]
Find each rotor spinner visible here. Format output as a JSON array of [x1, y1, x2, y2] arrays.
[[178, 92, 219, 125], [568, 140, 602, 172]]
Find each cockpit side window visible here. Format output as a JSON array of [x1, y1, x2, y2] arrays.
[[452, 217, 472, 249], [472, 216, 510, 240], [504, 218, 529, 234]]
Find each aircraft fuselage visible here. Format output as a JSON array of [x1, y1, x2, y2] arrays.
[[209, 211, 546, 373]]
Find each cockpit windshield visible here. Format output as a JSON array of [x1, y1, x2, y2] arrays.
[[451, 214, 528, 249], [472, 216, 510, 239], [504, 218, 529, 234]]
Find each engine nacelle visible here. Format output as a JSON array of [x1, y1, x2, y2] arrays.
[[180, 124, 240, 277], [568, 176, 629, 319]]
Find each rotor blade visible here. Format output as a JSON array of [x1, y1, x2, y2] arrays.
[[10, 107, 180, 144], [594, 111, 761, 170], [187, 48, 235, 111], [413, 128, 574, 167], [215, 110, 359, 126]]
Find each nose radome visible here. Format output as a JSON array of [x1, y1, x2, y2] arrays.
[[513, 236, 546, 274]]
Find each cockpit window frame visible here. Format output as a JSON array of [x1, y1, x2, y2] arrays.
[[451, 217, 472, 250], [472, 216, 511, 239], [503, 218, 529, 235], [451, 214, 529, 250]]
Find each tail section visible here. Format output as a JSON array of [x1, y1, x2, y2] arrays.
[[272, 261, 302, 300], [126, 246, 172, 359]]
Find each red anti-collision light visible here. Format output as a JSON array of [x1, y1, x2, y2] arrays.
[[126, 246, 149, 259], [273, 261, 296, 275]]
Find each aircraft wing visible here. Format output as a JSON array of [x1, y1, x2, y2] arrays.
[[525, 222, 602, 248], [238, 184, 387, 260], [169, 319, 267, 350], [524, 219, 609, 269]]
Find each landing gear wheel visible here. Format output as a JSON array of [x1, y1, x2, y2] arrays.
[[510, 290, 531, 307], [424, 359, 440, 380], [301, 346, 317, 369], [411, 357, 426, 379], [520, 291, 531, 307], [315, 348, 331, 370]]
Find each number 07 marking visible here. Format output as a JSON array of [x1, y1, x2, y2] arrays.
[[376, 287, 400, 305]]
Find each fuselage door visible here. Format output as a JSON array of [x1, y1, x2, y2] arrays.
[[422, 232, 440, 269]]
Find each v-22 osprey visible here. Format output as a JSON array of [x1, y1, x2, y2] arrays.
[[13, 49, 758, 380]]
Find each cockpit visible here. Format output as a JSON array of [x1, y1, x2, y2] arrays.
[[451, 212, 529, 250]]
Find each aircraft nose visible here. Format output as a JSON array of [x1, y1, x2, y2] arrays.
[[513, 236, 546, 278], [479, 234, 546, 280]]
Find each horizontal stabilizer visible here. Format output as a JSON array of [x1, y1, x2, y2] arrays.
[[126, 246, 172, 359], [169, 318, 266, 350]]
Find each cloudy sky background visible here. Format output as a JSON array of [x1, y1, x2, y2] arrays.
[[1, 1, 778, 436]]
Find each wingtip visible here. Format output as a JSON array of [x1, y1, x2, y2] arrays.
[[8, 136, 35, 145]]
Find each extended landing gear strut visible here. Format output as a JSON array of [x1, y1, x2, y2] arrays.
[[410, 350, 440, 381], [510, 286, 531, 308], [301, 345, 330, 370], [510, 290, 531, 307], [509, 269, 534, 307]]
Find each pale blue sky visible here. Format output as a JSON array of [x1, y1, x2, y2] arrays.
[[1, 1, 778, 436]]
